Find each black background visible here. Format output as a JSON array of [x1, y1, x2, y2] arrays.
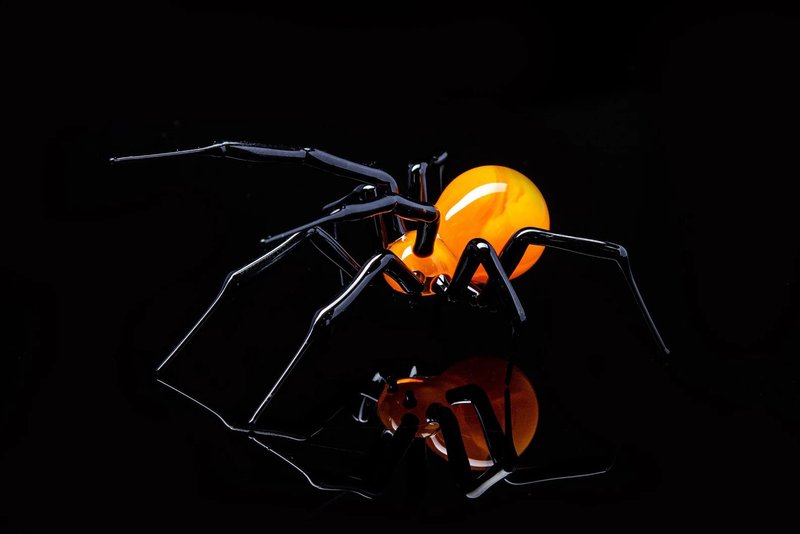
[[2, 1, 799, 531]]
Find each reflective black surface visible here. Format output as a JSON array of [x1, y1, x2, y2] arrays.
[[3, 2, 799, 532]]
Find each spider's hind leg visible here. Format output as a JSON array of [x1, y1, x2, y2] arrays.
[[499, 227, 669, 356], [247, 251, 425, 426], [155, 226, 360, 431]]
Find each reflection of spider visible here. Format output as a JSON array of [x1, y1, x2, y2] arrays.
[[111, 142, 668, 499]]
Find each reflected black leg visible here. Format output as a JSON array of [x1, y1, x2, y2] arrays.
[[440, 385, 616, 498], [250, 412, 420, 499], [362, 414, 420, 492], [426, 404, 472, 491], [504, 452, 618, 487], [248, 251, 424, 425], [427, 402, 516, 499], [500, 227, 669, 355], [446, 384, 516, 471]]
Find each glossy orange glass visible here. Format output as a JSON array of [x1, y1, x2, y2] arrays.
[[385, 231, 458, 295], [376, 356, 539, 470], [386, 165, 550, 292]]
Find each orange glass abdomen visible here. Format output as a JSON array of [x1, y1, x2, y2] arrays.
[[436, 165, 550, 283], [386, 165, 550, 291]]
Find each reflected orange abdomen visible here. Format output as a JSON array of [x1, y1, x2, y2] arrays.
[[376, 356, 539, 470]]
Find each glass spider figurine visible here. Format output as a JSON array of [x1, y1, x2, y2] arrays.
[[111, 142, 669, 499]]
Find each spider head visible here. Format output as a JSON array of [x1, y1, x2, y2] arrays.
[[385, 232, 458, 295]]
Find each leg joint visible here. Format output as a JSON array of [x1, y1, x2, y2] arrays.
[[465, 238, 494, 259]]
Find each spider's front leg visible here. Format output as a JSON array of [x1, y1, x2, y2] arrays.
[[111, 141, 409, 244]]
